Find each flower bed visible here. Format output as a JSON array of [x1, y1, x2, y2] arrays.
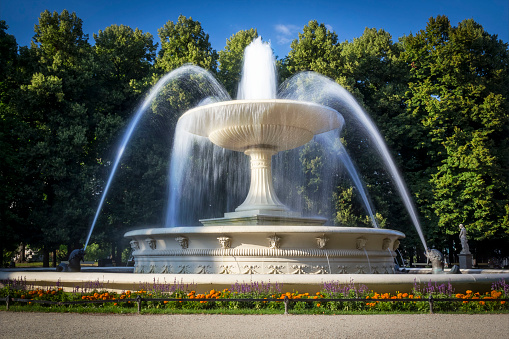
[[1, 278, 508, 314]]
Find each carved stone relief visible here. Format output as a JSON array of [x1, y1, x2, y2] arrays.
[[266, 265, 284, 274], [130, 240, 139, 251], [291, 265, 307, 274], [218, 265, 233, 274], [316, 235, 329, 249], [268, 235, 281, 249], [382, 238, 391, 251], [197, 265, 211, 274], [313, 266, 328, 274], [393, 239, 400, 251], [217, 236, 231, 249], [145, 238, 156, 250], [356, 237, 367, 250], [242, 265, 259, 274], [175, 236, 188, 249]]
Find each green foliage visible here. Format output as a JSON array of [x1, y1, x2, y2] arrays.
[[401, 16, 509, 243], [83, 243, 110, 261], [286, 20, 342, 79], [156, 15, 217, 72]]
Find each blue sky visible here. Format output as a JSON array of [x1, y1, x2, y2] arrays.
[[2, 0, 508, 59]]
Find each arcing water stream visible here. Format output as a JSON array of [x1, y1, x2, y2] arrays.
[[86, 38, 428, 254]]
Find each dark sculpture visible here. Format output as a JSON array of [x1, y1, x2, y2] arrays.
[[56, 248, 85, 272]]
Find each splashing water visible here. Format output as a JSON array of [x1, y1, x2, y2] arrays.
[[279, 72, 428, 251], [85, 65, 229, 249]]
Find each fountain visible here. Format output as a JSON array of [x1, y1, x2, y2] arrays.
[[3, 38, 507, 295], [124, 38, 405, 275]]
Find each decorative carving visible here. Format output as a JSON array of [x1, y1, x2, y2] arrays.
[[217, 236, 231, 249], [393, 239, 400, 251], [177, 265, 190, 274], [145, 238, 156, 250], [355, 265, 367, 274], [138, 265, 145, 273], [218, 265, 233, 274], [242, 265, 259, 274], [148, 264, 156, 273], [268, 235, 281, 249], [382, 238, 391, 251], [316, 235, 329, 249], [291, 265, 307, 274], [356, 237, 367, 250], [129, 240, 139, 251], [337, 265, 348, 274], [313, 266, 328, 274], [197, 265, 211, 274], [371, 266, 380, 274], [161, 265, 171, 274], [266, 265, 285, 274], [175, 236, 188, 249]]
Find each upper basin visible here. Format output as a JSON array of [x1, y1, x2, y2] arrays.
[[179, 99, 343, 152]]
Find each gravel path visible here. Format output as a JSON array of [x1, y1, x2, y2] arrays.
[[1, 312, 508, 339]]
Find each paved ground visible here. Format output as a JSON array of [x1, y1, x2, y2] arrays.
[[1, 312, 508, 339]]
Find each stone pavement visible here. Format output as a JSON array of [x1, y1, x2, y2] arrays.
[[1, 312, 508, 338]]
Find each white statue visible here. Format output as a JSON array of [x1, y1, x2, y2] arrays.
[[459, 224, 470, 254]]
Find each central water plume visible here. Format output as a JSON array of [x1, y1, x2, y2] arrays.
[[237, 37, 277, 100]]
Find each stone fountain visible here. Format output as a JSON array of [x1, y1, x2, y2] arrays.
[[3, 38, 508, 295], [124, 40, 405, 276]]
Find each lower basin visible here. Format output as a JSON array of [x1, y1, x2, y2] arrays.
[[124, 226, 405, 275]]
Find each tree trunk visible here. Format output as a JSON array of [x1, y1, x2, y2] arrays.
[[0, 240, 4, 268], [52, 249, 57, 267], [114, 240, 122, 266], [42, 248, 49, 267]]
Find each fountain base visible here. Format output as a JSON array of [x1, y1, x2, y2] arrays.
[[125, 226, 404, 274]]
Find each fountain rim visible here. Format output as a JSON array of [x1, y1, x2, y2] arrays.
[[178, 98, 344, 136], [124, 226, 405, 238]]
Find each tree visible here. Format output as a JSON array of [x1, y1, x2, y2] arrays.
[[156, 15, 217, 72], [12, 10, 98, 265], [217, 29, 258, 97], [0, 20, 22, 266], [286, 20, 342, 80], [401, 16, 509, 253]]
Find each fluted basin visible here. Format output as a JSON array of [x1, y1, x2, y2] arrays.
[[179, 99, 343, 152]]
